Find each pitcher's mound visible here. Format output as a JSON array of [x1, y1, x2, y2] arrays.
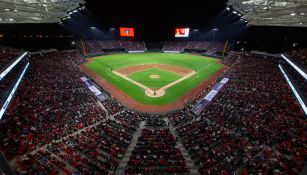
[[150, 74, 160, 79]]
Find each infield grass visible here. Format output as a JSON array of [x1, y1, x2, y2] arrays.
[[85, 53, 222, 106], [128, 68, 182, 89]]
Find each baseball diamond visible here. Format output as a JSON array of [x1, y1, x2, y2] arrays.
[[80, 52, 227, 112]]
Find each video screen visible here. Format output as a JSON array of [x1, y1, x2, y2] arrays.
[[175, 28, 190, 37], [120, 27, 135, 37]]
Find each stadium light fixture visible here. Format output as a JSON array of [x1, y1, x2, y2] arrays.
[[73, 9, 78, 13], [300, 22, 303, 25], [68, 12, 73, 15], [281, 54, 307, 80], [0, 52, 28, 81], [4, 8, 10, 11], [212, 28, 218, 42], [90, 27, 97, 40], [290, 13, 296, 16], [233, 11, 238, 14], [226, 7, 230, 10], [0, 63, 30, 120], [278, 64, 307, 116]]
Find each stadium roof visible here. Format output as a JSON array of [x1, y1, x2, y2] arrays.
[[227, 0, 307, 27], [0, 0, 85, 23]]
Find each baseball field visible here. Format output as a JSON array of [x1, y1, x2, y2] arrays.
[[82, 53, 224, 108]]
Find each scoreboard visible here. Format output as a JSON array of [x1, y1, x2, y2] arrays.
[[175, 28, 190, 38], [120, 27, 135, 37]]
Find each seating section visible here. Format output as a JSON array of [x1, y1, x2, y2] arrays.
[[170, 53, 306, 174], [15, 119, 138, 174], [162, 41, 188, 52], [76, 40, 146, 56], [0, 58, 28, 109], [281, 60, 307, 99], [76, 40, 106, 56], [102, 99, 125, 115], [288, 48, 307, 70], [221, 51, 241, 66], [187, 41, 225, 53], [162, 41, 225, 55], [0, 48, 306, 174], [100, 40, 123, 50], [0, 51, 106, 161], [125, 118, 189, 174], [0, 46, 22, 71], [121, 41, 146, 51]]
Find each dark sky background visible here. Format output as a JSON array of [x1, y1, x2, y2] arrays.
[[0, 0, 307, 52], [84, 0, 228, 40]]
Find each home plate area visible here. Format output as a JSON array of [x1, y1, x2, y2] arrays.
[[113, 64, 196, 98]]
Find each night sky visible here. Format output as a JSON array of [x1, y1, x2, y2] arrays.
[[0, 0, 307, 52]]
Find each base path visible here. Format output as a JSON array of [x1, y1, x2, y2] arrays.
[[80, 62, 229, 113], [113, 67, 196, 98]]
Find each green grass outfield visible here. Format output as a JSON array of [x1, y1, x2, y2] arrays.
[[85, 53, 222, 106]]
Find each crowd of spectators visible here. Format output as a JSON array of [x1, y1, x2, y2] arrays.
[[75, 40, 105, 56], [186, 41, 225, 54], [162, 41, 226, 55], [0, 46, 22, 70], [0, 47, 306, 174], [15, 118, 139, 175], [121, 41, 146, 51], [169, 53, 306, 174], [0, 50, 148, 174], [125, 117, 190, 174], [162, 41, 188, 52], [75, 40, 227, 56], [76, 40, 146, 56], [0, 51, 105, 170], [102, 99, 125, 115]]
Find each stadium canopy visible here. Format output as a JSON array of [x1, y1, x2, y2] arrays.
[[0, 0, 85, 23], [228, 0, 307, 27]]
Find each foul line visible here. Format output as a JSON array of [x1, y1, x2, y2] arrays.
[[160, 71, 196, 90], [113, 71, 150, 90], [113, 70, 196, 97]]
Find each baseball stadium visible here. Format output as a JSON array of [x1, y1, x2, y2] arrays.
[[0, 1, 306, 175]]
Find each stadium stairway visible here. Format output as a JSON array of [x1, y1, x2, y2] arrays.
[[164, 118, 200, 175], [114, 121, 146, 175]]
